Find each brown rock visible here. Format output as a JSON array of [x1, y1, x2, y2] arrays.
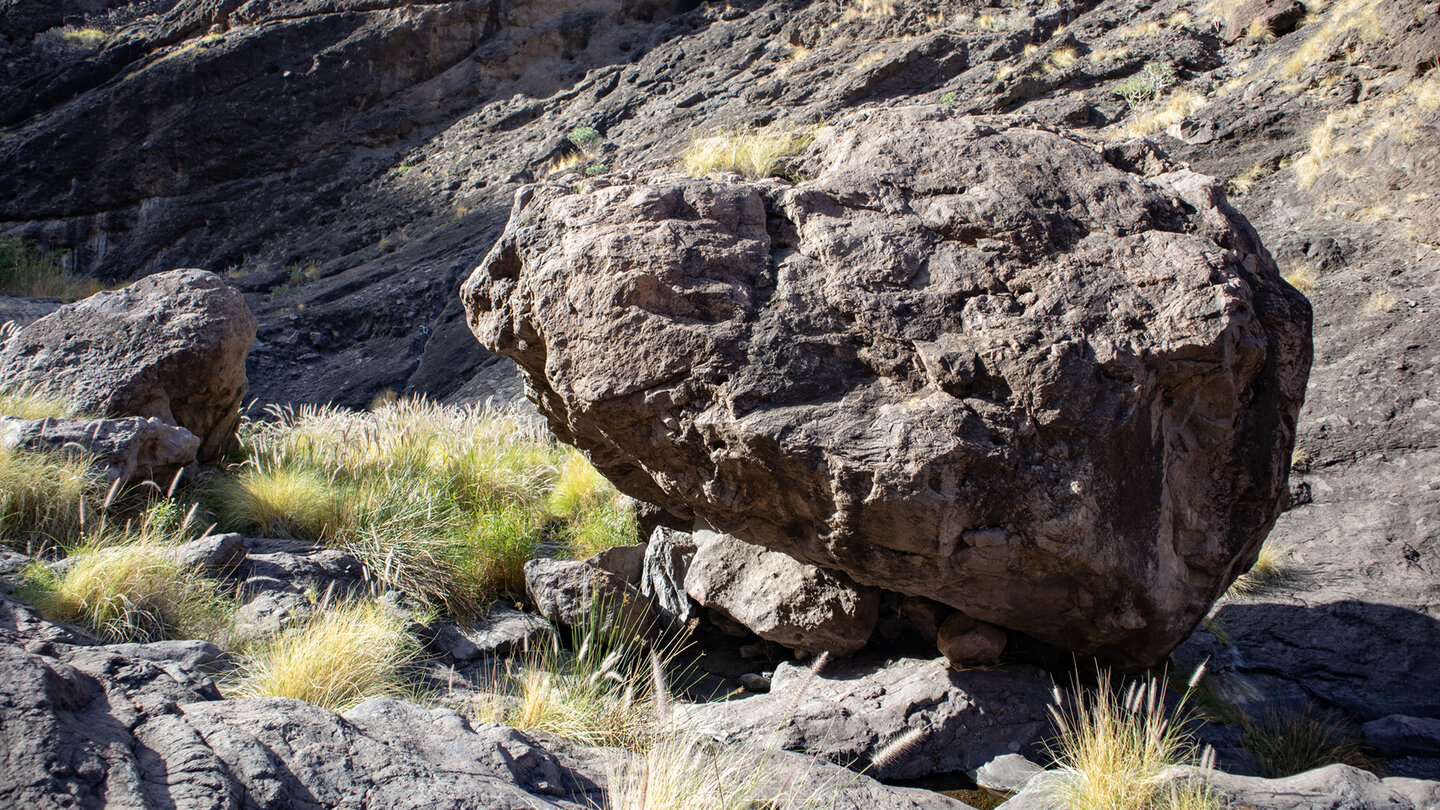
[[462, 108, 1312, 667], [683, 526, 879, 657], [936, 613, 1007, 666], [0, 270, 256, 461]]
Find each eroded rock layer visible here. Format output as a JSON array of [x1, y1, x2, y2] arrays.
[[463, 107, 1313, 666]]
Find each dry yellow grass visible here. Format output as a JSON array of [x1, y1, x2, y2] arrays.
[[682, 128, 811, 180], [1282, 0, 1383, 78], [546, 151, 587, 176], [0, 445, 100, 552], [1115, 20, 1163, 40], [0, 387, 83, 420], [35, 26, 109, 51], [24, 536, 230, 643], [1227, 163, 1271, 196], [231, 599, 418, 711], [1367, 289, 1396, 313], [1046, 668, 1221, 810], [1115, 88, 1207, 138], [841, 0, 895, 22], [1282, 262, 1317, 294], [1228, 541, 1291, 596]]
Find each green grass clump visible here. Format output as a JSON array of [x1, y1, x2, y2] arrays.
[[1242, 704, 1374, 778], [1045, 667, 1224, 810], [0, 387, 85, 420], [0, 445, 101, 552], [229, 598, 419, 710], [20, 502, 233, 643], [0, 237, 105, 301], [210, 398, 630, 617]]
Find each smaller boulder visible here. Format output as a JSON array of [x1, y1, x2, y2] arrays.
[[587, 542, 647, 587], [641, 526, 698, 629], [937, 613, 1008, 666], [1363, 715, 1440, 758], [426, 602, 554, 665], [168, 533, 247, 574], [971, 753, 1044, 794], [0, 270, 257, 460], [0, 415, 199, 486], [1221, 0, 1306, 41], [684, 527, 878, 657], [524, 558, 656, 638]]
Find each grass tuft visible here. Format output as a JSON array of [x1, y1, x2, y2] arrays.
[[1045, 667, 1223, 810], [1282, 263, 1318, 295], [1227, 542, 1292, 597], [210, 398, 623, 616], [1242, 704, 1373, 777], [681, 128, 812, 181], [0, 445, 101, 552], [20, 502, 232, 643], [230, 598, 418, 711]]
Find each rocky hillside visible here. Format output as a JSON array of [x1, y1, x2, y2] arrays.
[[2, 0, 1439, 803]]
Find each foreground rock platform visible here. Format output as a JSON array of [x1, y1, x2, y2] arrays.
[[463, 107, 1313, 667]]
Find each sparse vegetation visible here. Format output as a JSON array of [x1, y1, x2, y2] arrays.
[[1115, 88, 1207, 138], [34, 26, 110, 52], [230, 597, 420, 710], [1227, 541, 1292, 596], [1241, 704, 1374, 777], [682, 127, 812, 181], [1227, 164, 1272, 196], [0, 236, 106, 301], [1111, 61, 1177, 109], [1282, 262, 1318, 294], [1045, 667, 1223, 810], [0, 387, 84, 420]]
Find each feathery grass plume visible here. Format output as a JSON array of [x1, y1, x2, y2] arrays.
[[781, 650, 830, 719], [870, 726, 928, 772], [211, 397, 578, 616], [682, 127, 812, 181], [20, 500, 232, 643], [1045, 666, 1224, 810], [1227, 541, 1292, 596], [1241, 703, 1373, 777], [230, 598, 418, 710], [0, 386, 86, 420], [470, 595, 676, 749], [0, 445, 102, 552], [0, 236, 106, 300]]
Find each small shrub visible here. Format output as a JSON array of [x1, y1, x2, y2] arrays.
[[230, 598, 419, 710], [1115, 88, 1207, 138], [585, 164, 608, 177], [682, 128, 811, 181], [1045, 667, 1223, 810], [34, 26, 109, 51], [568, 126, 603, 156], [0, 237, 105, 301], [939, 91, 958, 106], [1242, 704, 1373, 777], [1111, 61, 1177, 109], [1226, 164, 1271, 196]]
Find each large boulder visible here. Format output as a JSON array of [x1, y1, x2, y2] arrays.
[[0, 269, 256, 461], [462, 108, 1313, 667]]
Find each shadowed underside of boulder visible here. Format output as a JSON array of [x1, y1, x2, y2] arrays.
[[462, 107, 1313, 667]]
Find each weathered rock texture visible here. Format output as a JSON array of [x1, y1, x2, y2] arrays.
[[0, 270, 256, 460], [680, 655, 1055, 780], [0, 415, 199, 485], [463, 107, 1313, 666], [0, 595, 972, 810], [684, 526, 879, 656]]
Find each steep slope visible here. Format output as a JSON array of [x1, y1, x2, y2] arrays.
[[2, 0, 1438, 757]]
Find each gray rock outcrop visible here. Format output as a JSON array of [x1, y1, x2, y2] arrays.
[[0, 414, 199, 485], [0, 270, 256, 460], [679, 654, 1055, 780], [684, 526, 879, 656], [462, 108, 1313, 667], [641, 526, 698, 629]]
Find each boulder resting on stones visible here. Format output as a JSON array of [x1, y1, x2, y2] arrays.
[[462, 108, 1313, 667]]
